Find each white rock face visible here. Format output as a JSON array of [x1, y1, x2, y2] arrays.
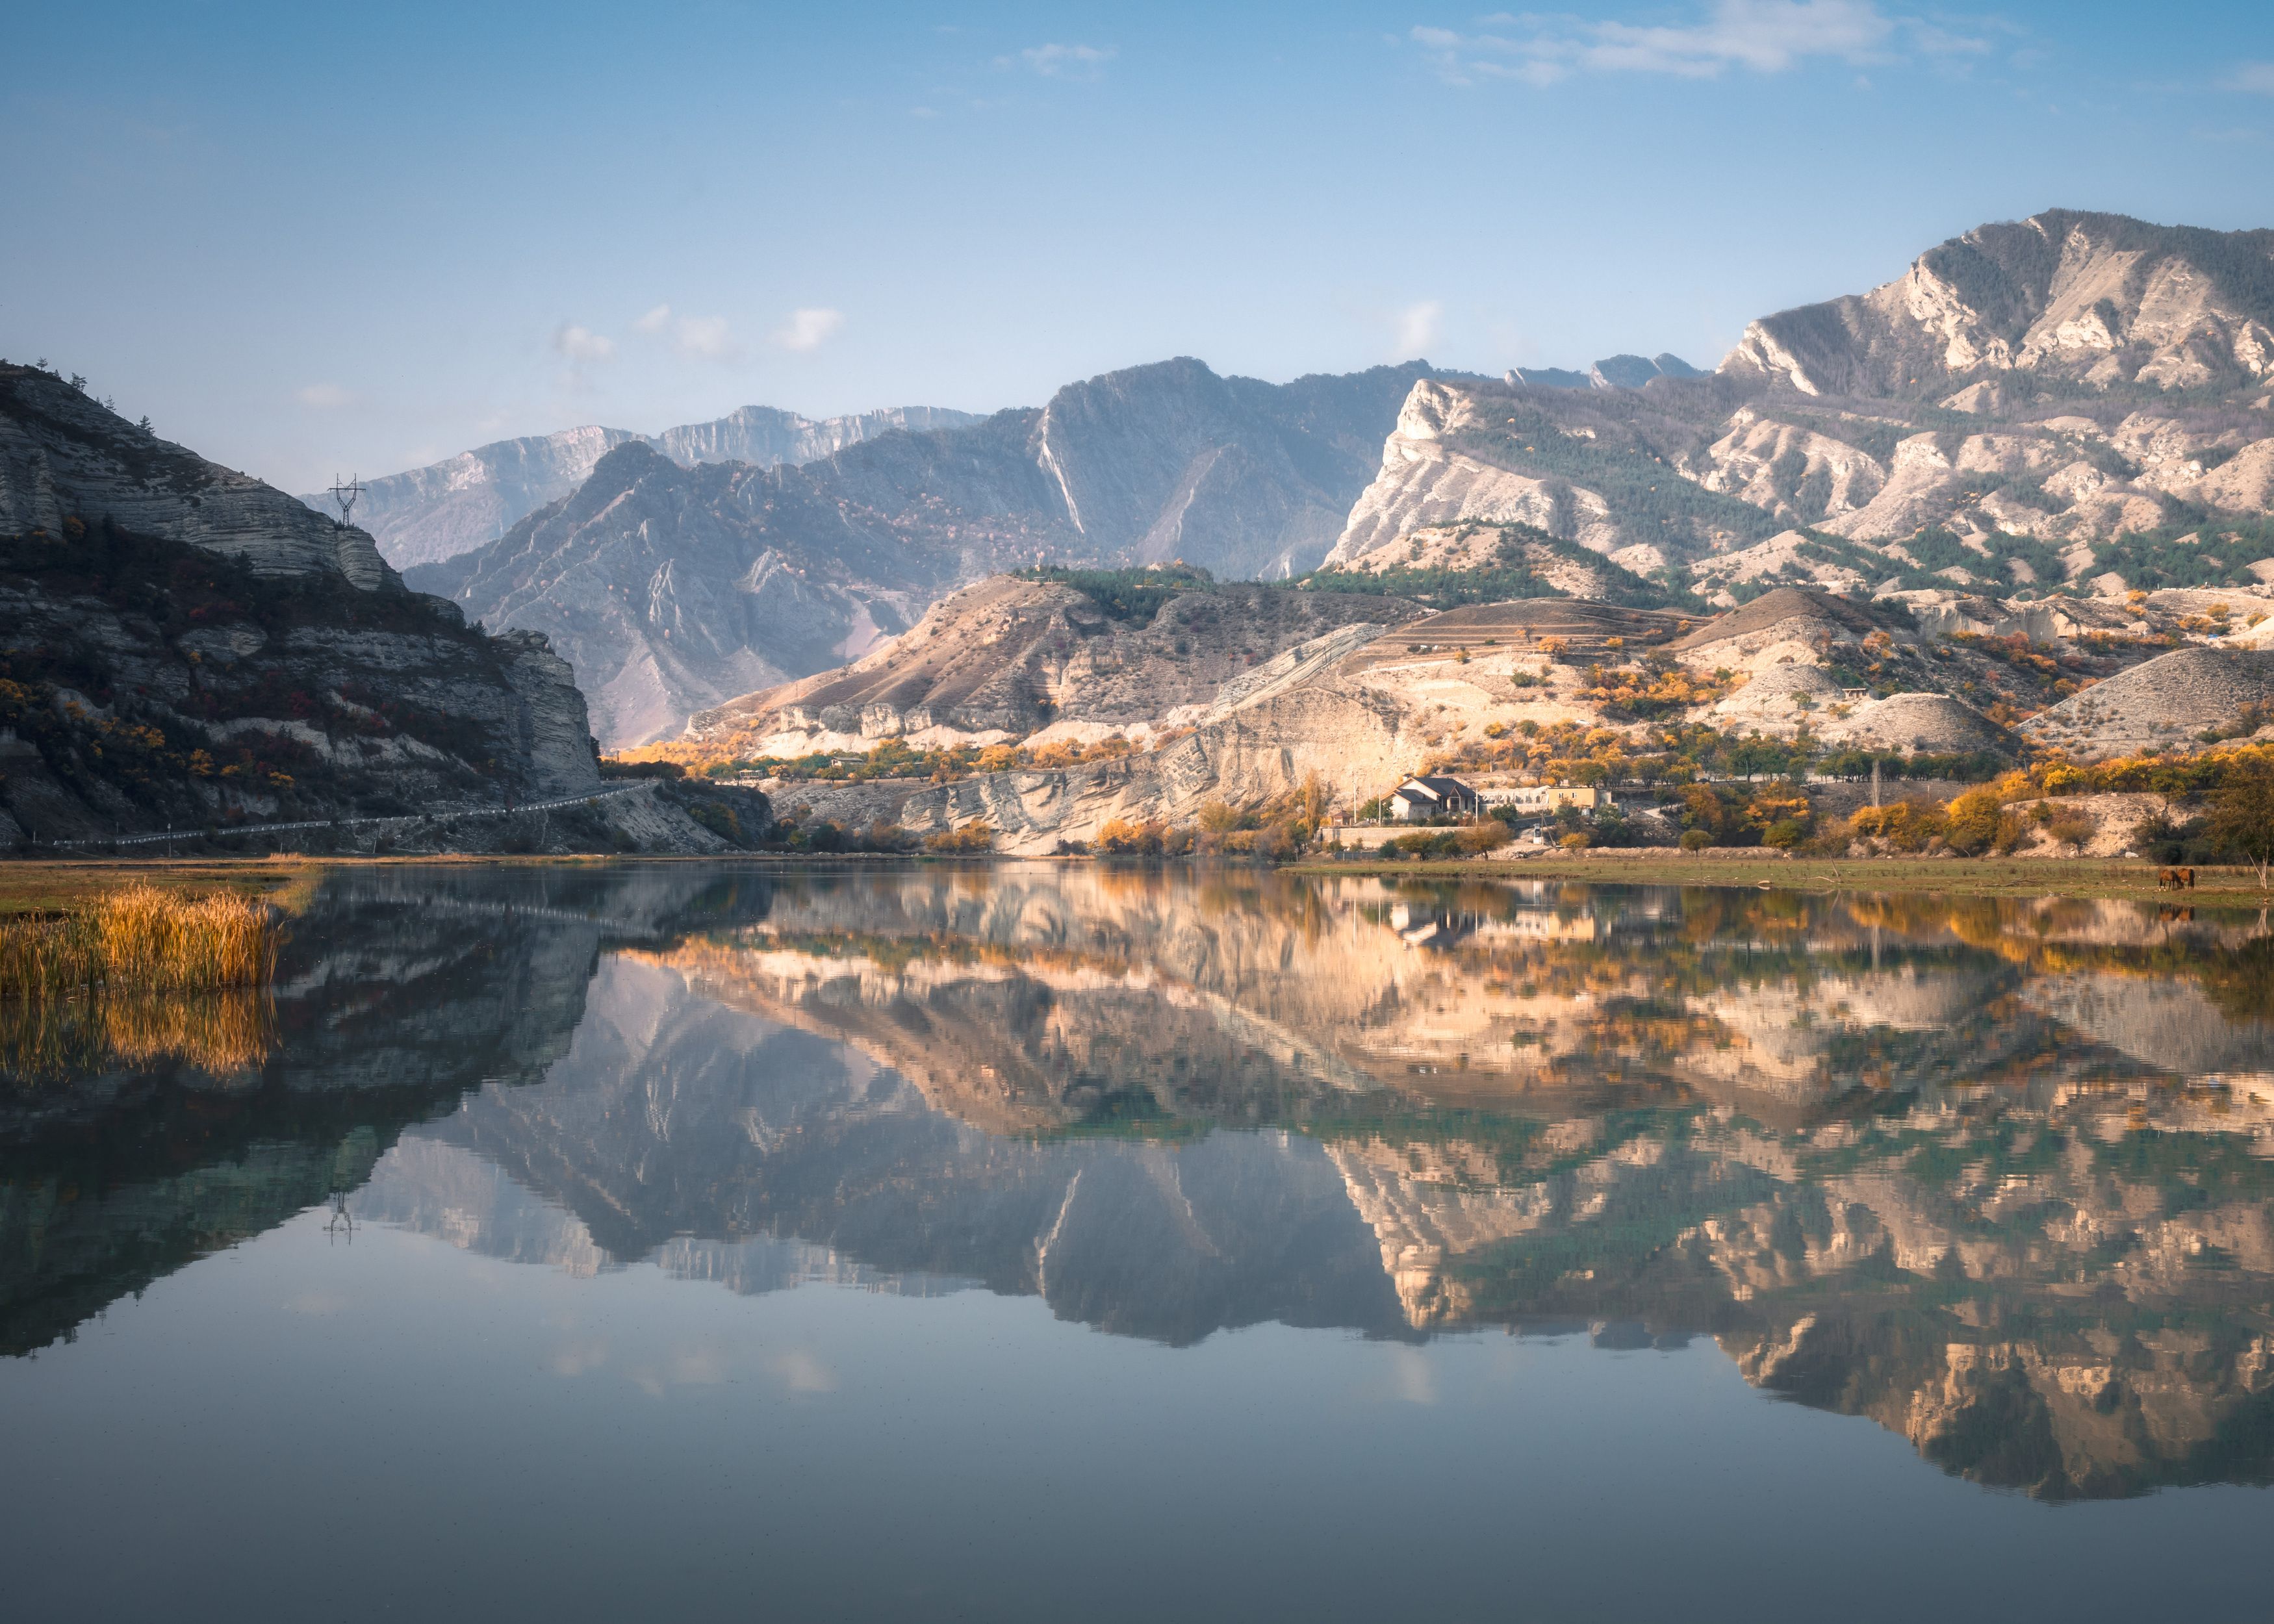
[[1693, 409, 1885, 522], [1323, 381, 1611, 565], [1718, 210, 2274, 397]]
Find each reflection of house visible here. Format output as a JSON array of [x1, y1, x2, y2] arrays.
[[1392, 775, 1481, 821], [1475, 911, 1602, 943], [1496, 783, 1610, 814]]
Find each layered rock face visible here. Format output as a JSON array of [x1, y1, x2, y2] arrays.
[[0, 364, 600, 839], [418, 359, 1450, 743], [300, 403, 979, 570], [5, 366, 395, 589]]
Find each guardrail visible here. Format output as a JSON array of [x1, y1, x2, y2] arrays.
[[32, 784, 646, 850]]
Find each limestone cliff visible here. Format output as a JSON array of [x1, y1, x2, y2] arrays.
[[0, 362, 600, 841]]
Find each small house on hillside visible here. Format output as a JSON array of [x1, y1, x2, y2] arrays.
[[1391, 775, 1481, 822], [1500, 783, 1610, 814]]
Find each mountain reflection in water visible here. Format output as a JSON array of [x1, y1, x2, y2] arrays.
[[5, 862, 2273, 1503]]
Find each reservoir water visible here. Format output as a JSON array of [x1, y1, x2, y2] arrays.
[[3, 863, 2271, 1621]]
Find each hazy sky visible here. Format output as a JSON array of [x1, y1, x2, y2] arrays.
[[8, 1, 2273, 493]]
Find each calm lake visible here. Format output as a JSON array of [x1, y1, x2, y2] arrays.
[[3, 863, 2271, 1621]]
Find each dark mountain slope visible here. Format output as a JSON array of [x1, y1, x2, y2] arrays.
[[0, 362, 599, 841]]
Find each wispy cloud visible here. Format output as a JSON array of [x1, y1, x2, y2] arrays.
[[1013, 42, 1116, 78], [1395, 299, 1443, 357], [2225, 61, 2274, 94], [770, 307, 845, 352], [631, 304, 741, 361], [294, 382, 353, 409], [672, 314, 737, 359], [550, 323, 615, 362], [1411, 2, 1976, 86]]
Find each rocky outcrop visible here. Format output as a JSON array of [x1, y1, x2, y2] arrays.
[[0, 362, 600, 840], [3, 365, 395, 588], [300, 403, 979, 570], [1327, 381, 1615, 563]]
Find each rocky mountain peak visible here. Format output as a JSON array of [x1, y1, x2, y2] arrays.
[[1720, 209, 2274, 398]]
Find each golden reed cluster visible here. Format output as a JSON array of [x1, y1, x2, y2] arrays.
[[0, 885, 280, 1077], [0, 884, 278, 1002]]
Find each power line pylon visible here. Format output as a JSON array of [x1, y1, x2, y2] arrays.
[[327, 473, 365, 530]]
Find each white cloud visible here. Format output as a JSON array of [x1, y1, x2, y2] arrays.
[[673, 314, 738, 359], [295, 382, 353, 409], [631, 305, 742, 361], [1016, 42, 1116, 77], [2226, 61, 2274, 94], [1412, 2, 1959, 86], [1395, 300, 1443, 357], [770, 307, 845, 352], [550, 323, 616, 362]]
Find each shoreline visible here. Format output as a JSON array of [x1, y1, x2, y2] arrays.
[[6, 850, 2268, 917], [1286, 852, 2271, 902]]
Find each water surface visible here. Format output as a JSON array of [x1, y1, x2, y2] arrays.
[[3, 864, 2271, 1621]]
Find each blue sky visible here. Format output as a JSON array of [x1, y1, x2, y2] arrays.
[[7, 1, 2273, 492]]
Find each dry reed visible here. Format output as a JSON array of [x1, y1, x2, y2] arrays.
[[89, 884, 279, 994], [0, 885, 280, 1076]]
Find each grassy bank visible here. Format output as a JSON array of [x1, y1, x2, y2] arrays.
[[0, 859, 326, 921], [1288, 852, 2274, 903]]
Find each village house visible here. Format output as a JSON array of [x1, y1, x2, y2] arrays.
[[1390, 775, 1483, 822]]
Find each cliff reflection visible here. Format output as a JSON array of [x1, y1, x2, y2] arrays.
[[0, 864, 783, 1356], [6, 862, 2273, 1501]]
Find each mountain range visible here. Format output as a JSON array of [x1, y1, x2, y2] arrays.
[[405, 358, 1474, 743], [300, 403, 979, 571], [377, 210, 2274, 748]]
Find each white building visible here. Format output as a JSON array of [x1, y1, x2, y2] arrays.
[[1496, 783, 1610, 814]]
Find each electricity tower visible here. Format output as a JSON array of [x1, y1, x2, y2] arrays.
[[327, 473, 365, 531]]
